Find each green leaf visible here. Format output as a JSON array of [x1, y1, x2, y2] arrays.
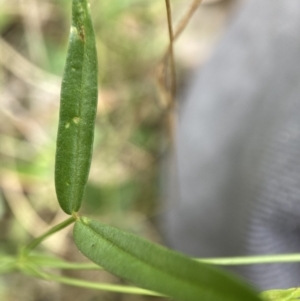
[[260, 288, 300, 301], [73, 217, 261, 301], [55, 0, 98, 214]]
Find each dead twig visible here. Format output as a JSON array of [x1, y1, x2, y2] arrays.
[[155, 0, 203, 141], [165, 0, 176, 100]]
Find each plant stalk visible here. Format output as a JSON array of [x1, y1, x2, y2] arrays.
[[196, 253, 300, 265], [22, 216, 75, 256]]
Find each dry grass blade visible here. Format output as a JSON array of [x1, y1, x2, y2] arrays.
[[20, 0, 49, 67], [174, 0, 204, 41], [1, 172, 69, 255], [0, 38, 60, 95], [162, 0, 204, 62]]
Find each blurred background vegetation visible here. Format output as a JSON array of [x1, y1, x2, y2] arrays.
[[0, 0, 236, 300]]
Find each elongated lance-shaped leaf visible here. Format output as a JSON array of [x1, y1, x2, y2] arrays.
[[55, 0, 98, 214], [73, 217, 261, 301]]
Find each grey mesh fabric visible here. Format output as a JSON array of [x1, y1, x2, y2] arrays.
[[161, 0, 300, 290]]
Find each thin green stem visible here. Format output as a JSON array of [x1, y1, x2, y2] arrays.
[[29, 254, 102, 270], [22, 216, 75, 256], [0, 262, 16, 275], [196, 253, 300, 265], [0, 263, 16, 275], [27, 265, 162, 297], [0, 255, 16, 275], [45, 274, 162, 296]]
